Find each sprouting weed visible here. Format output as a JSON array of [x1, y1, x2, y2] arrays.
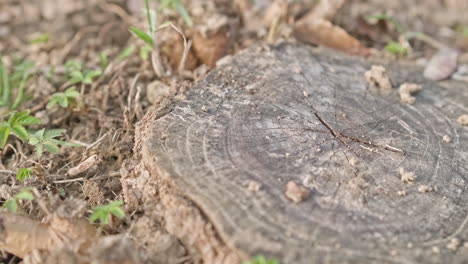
[[3, 188, 35, 213], [47, 86, 80, 109], [0, 110, 41, 148], [89, 200, 125, 224], [28, 128, 80, 157], [16, 168, 33, 182]]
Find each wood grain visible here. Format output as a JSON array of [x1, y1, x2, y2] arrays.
[[139, 44, 468, 263]]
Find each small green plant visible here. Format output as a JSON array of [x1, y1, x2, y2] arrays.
[[3, 188, 35, 213], [16, 168, 33, 182], [117, 44, 137, 63], [68, 69, 102, 85], [64, 59, 101, 85], [29, 33, 49, 44], [243, 256, 279, 264], [384, 41, 408, 56], [99, 52, 109, 70], [89, 200, 125, 224], [28, 128, 80, 157], [159, 0, 193, 26], [47, 86, 80, 109], [0, 110, 41, 148], [129, 0, 190, 75], [65, 60, 82, 74], [366, 14, 445, 55], [0, 56, 34, 110]]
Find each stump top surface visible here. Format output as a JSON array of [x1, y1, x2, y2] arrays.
[[141, 44, 468, 263]]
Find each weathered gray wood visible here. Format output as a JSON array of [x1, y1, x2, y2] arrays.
[[139, 44, 468, 263]]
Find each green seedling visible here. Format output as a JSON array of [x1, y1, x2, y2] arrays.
[[130, 0, 189, 75], [28, 128, 80, 157], [89, 200, 125, 224], [243, 256, 279, 264], [159, 0, 193, 26], [0, 110, 41, 148], [99, 52, 109, 70], [29, 33, 49, 44], [0, 56, 34, 110], [68, 69, 102, 85], [16, 168, 33, 182], [65, 60, 82, 74], [3, 188, 35, 213], [47, 86, 80, 109], [385, 41, 408, 56], [117, 44, 137, 63], [139, 45, 152, 60]]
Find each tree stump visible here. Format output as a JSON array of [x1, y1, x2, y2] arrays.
[[138, 44, 468, 263]]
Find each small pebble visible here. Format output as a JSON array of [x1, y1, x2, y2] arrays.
[[285, 181, 311, 203], [399, 168, 416, 184], [418, 185, 433, 193], [247, 180, 262, 192], [442, 135, 452, 143], [458, 114, 468, 126], [447, 237, 461, 251]]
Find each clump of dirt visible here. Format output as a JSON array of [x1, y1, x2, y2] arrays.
[[399, 83, 422, 104], [365, 65, 393, 90], [285, 181, 311, 203]]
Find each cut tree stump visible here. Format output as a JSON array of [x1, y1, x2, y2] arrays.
[[138, 44, 468, 264]]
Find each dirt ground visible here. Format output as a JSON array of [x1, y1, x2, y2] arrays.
[[0, 0, 467, 263]]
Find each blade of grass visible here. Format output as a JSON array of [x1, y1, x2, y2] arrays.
[[0, 55, 11, 106], [11, 73, 29, 110]]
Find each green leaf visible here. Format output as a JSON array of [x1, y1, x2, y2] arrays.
[[99, 52, 109, 70], [58, 94, 68, 107], [117, 45, 136, 62], [16, 168, 32, 182], [29, 33, 49, 44], [11, 73, 29, 110], [243, 256, 279, 264], [145, 0, 154, 34], [65, 60, 82, 74], [65, 87, 80, 98], [139, 46, 151, 60], [175, 3, 193, 26], [3, 199, 17, 213], [44, 129, 66, 139], [47, 97, 59, 109], [35, 144, 43, 157], [15, 189, 34, 201], [11, 124, 29, 141], [68, 71, 84, 84], [89, 210, 103, 223], [0, 125, 10, 148], [384, 41, 408, 56], [17, 115, 41, 125], [83, 70, 101, 84], [43, 141, 60, 154], [0, 55, 11, 106], [129, 27, 154, 47]]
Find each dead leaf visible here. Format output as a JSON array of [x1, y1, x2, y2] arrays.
[[295, 18, 368, 55], [160, 31, 198, 71], [423, 48, 459, 81], [192, 31, 230, 68], [305, 0, 346, 21]]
